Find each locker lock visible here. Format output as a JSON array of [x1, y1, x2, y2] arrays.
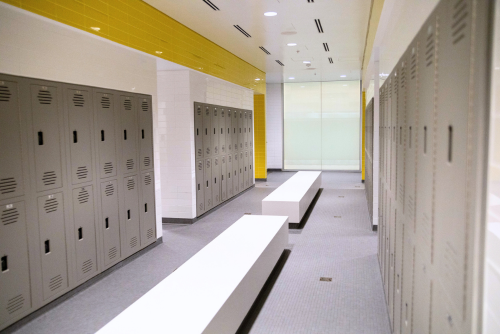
[[1, 255, 7, 272]]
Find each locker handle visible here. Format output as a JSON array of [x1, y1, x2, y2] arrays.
[[229, 173, 230, 179], [105, 217, 109, 229], [78, 227, 83, 240], [205, 129, 207, 135], [1, 255, 7, 272], [222, 175, 224, 181], [198, 184, 200, 191], [206, 181, 208, 188], [127, 210, 131, 220], [145, 203, 148, 213], [124, 130, 127, 140], [424, 126, 427, 154], [221, 128, 223, 134], [214, 128, 216, 135], [142, 129, 145, 139], [101, 130, 105, 141], [448, 126, 453, 162], [73, 130, 78, 143], [38, 131, 44, 145], [44, 240, 50, 254], [214, 177, 217, 184], [197, 129, 199, 136]]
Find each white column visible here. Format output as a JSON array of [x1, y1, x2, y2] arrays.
[[372, 48, 380, 226]]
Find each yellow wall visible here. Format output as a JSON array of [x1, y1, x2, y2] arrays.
[[253, 95, 266, 179], [1, 0, 266, 94], [362, 91, 366, 181]]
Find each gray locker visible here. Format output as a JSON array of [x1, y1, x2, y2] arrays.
[[412, 255, 431, 334], [250, 150, 254, 185], [196, 160, 205, 216], [238, 110, 243, 150], [233, 153, 239, 194], [0, 201, 31, 324], [244, 151, 249, 188], [401, 245, 414, 334], [226, 108, 232, 155], [243, 110, 248, 150], [140, 172, 156, 246], [66, 87, 93, 185], [72, 186, 97, 281], [194, 103, 204, 160], [31, 84, 63, 192], [204, 158, 212, 211], [232, 109, 238, 152], [138, 96, 154, 170], [0, 79, 24, 200], [100, 180, 121, 267], [212, 156, 221, 207], [123, 176, 140, 254], [203, 105, 212, 158], [227, 154, 233, 199], [120, 95, 138, 174], [221, 155, 227, 202], [212, 106, 219, 156], [37, 193, 68, 299], [219, 108, 226, 155], [239, 151, 244, 191], [94, 91, 117, 179], [249, 111, 253, 150]]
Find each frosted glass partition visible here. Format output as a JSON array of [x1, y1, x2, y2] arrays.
[[284, 81, 360, 170]]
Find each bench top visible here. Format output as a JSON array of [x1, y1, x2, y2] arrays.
[[96, 215, 288, 334], [262, 171, 321, 203]]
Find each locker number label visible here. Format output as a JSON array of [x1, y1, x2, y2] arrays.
[[48, 194, 54, 199], [6, 204, 13, 209]]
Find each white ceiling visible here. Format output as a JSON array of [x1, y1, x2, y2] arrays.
[[145, 0, 371, 84]]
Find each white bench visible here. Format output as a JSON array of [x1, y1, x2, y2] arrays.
[[96, 215, 289, 334], [262, 171, 322, 223]]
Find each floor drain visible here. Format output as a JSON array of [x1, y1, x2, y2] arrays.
[[244, 213, 251, 215], [338, 196, 344, 198], [334, 216, 341, 218], [320, 277, 332, 282]]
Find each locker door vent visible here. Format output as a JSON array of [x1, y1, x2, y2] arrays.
[[104, 162, 113, 174], [104, 184, 114, 196], [0, 177, 17, 194], [410, 51, 417, 80], [126, 159, 134, 170], [452, 0, 467, 45], [101, 96, 110, 108], [147, 228, 154, 239], [130, 236, 138, 248], [6, 294, 24, 314], [144, 174, 152, 185], [127, 179, 135, 190], [76, 166, 88, 179], [37, 90, 52, 104], [49, 274, 63, 291], [123, 99, 132, 111], [42, 171, 57, 186], [108, 246, 117, 260], [72, 94, 84, 107], [0, 85, 11, 102], [143, 157, 151, 167], [77, 188, 89, 204], [141, 101, 148, 112], [425, 29, 435, 67], [2, 207, 19, 225], [44, 198, 59, 213], [82, 259, 93, 274]]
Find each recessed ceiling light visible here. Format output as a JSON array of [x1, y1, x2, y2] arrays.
[[340, 75, 346, 78], [287, 43, 297, 46], [90, 27, 100, 31], [289, 77, 295, 80], [303, 61, 311, 64], [255, 78, 260, 81], [343, 85, 347, 86], [155, 51, 163, 54], [301, 86, 305, 88], [264, 12, 277, 16]]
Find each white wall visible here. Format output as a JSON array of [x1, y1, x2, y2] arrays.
[[0, 2, 162, 237], [266, 83, 283, 169]]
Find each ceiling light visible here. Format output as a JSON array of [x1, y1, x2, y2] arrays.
[[255, 78, 260, 81], [289, 77, 295, 80], [340, 75, 346, 78], [303, 61, 311, 64], [343, 85, 347, 86], [287, 43, 297, 46], [155, 51, 163, 54], [301, 86, 305, 88], [90, 27, 100, 31], [264, 12, 277, 16]]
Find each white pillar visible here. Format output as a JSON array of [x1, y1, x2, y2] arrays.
[[372, 48, 380, 227]]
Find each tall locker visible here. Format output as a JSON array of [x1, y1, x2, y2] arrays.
[[204, 158, 212, 211], [72, 186, 97, 281], [226, 108, 232, 155], [227, 154, 233, 199], [212, 157, 221, 207], [194, 103, 204, 160], [219, 108, 226, 155], [243, 111, 248, 150], [239, 151, 244, 191], [196, 160, 205, 216], [138, 96, 154, 170], [244, 151, 249, 188], [233, 153, 239, 194], [100, 180, 121, 267], [232, 110, 238, 153], [203, 105, 212, 158], [221, 156, 227, 201], [0, 202, 31, 324], [119, 95, 138, 174], [249, 111, 253, 150], [250, 150, 254, 184], [211, 106, 219, 156], [139, 172, 156, 246], [65, 86, 93, 185], [0, 79, 24, 200], [123, 176, 140, 254], [238, 110, 243, 150], [94, 91, 117, 179]]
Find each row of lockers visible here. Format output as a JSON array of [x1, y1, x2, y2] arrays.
[[374, 0, 490, 333], [0, 73, 157, 330]]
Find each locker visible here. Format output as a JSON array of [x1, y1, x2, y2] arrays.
[[204, 158, 213, 211], [244, 151, 249, 188], [249, 149, 254, 184], [226, 108, 232, 155], [0, 79, 24, 200], [31, 84, 64, 192], [388, 205, 396, 327], [238, 110, 243, 150], [212, 156, 221, 207], [243, 110, 248, 150], [232, 109, 238, 152], [120, 95, 138, 174], [100, 180, 121, 267], [123, 176, 140, 254], [140, 171, 156, 246], [391, 71, 398, 196], [248, 110, 253, 150], [412, 255, 432, 334], [400, 244, 415, 334], [194, 103, 204, 160], [211, 106, 219, 156], [138, 96, 154, 170], [203, 105, 212, 158], [233, 153, 239, 194], [219, 108, 226, 155], [94, 91, 117, 179], [196, 160, 205, 216], [37, 193, 68, 299], [239, 151, 244, 190], [227, 154, 233, 199], [0, 201, 31, 324], [66, 87, 93, 185], [72, 186, 97, 281], [221, 155, 227, 201]]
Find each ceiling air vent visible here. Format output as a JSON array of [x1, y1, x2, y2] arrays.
[[202, 0, 219, 10], [314, 19, 324, 33], [275, 60, 285, 66], [328, 57, 333, 64], [234, 25, 251, 38], [259, 46, 271, 55], [323, 43, 329, 51], [0, 86, 11, 102]]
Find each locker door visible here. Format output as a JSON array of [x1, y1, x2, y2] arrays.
[[100, 180, 121, 267], [249, 111, 253, 150], [72, 186, 97, 281], [31, 84, 63, 192], [140, 172, 156, 247], [243, 111, 248, 150], [203, 105, 212, 158], [94, 91, 117, 179], [120, 95, 138, 174], [38, 193, 68, 299], [211, 106, 219, 156], [0, 202, 31, 324], [250, 149, 254, 184], [233, 153, 239, 194], [194, 103, 204, 160], [232, 110, 238, 152], [138, 97, 154, 170], [401, 245, 415, 334], [226, 108, 232, 155], [123, 176, 140, 254], [204, 158, 212, 211], [219, 108, 226, 155], [238, 110, 243, 150], [221, 155, 227, 201], [226, 154, 233, 199], [239, 151, 244, 190], [0, 79, 24, 200], [212, 157, 221, 207], [66, 87, 93, 184], [196, 160, 205, 216], [244, 151, 249, 188]]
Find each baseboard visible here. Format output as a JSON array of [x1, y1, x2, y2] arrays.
[[255, 178, 267, 181], [372, 224, 378, 232], [362, 179, 365, 183], [267, 168, 282, 172]]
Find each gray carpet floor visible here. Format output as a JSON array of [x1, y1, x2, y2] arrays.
[[4, 171, 390, 334]]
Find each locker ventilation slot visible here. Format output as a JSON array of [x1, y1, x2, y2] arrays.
[[127, 179, 135, 190], [147, 228, 154, 239], [6, 294, 24, 314], [0, 177, 17, 194], [452, 0, 467, 45], [78, 188, 89, 204], [42, 171, 57, 186], [49, 275, 63, 291], [2, 207, 19, 225], [126, 159, 134, 170], [410, 52, 417, 79], [82, 259, 93, 274], [105, 184, 114, 196], [124, 99, 132, 111], [425, 31, 434, 67], [44, 198, 59, 213], [144, 174, 152, 185], [143, 157, 151, 167], [101, 96, 110, 108], [108, 246, 117, 260], [76, 166, 88, 179], [130, 236, 138, 248], [38, 90, 52, 104], [104, 162, 113, 174], [141, 101, 148, 112], [0, 86, 11, 102], [72, 94, 84, 107]]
